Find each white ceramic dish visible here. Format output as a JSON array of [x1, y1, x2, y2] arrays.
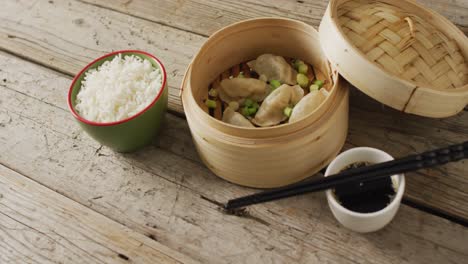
[[325, 147, 405, 233]]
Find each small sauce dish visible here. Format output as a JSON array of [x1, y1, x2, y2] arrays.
[[325, 147, 405, 233]]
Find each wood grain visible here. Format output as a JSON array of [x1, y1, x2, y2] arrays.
[[2, 38, 466, 220], [0, 0, 466, 115], [81, 0, 468, 36], [320, 0, 468, 118], [1, 0, 467, 261], [1, 52, 468, 263], [0, 164, 195, 264], [0, 0, 206, 113]]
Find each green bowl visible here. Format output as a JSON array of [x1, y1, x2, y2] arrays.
[[67, 50, 168, 152]]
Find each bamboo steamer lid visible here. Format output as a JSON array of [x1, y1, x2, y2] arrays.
[[319, 0, 468, 117]]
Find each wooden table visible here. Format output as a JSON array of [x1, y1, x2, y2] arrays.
[[1, 0, 467, 263]]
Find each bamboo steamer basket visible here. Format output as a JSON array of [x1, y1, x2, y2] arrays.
[[319, 0, 468, 118], [181, 18, 349, 188]]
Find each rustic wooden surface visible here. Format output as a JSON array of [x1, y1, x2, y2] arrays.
[[1, 0, 467, 263], [0, 164, 194, 264]]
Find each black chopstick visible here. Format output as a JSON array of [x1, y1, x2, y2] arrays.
[[225, 141, 468, 210]]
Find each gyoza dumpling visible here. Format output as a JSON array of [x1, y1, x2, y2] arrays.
[[222, 107, 254, 127], [252, 84, 304, 127], [289, 89, 327, 123], [218, 77, 269, 103], [247, 54, 297, 85], [290, 84, 305, 104]]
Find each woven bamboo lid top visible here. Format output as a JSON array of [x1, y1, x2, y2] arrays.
[[338, 0, 468, 90]]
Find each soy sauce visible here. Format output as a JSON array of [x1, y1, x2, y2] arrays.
[[332, 162, 396, 213]]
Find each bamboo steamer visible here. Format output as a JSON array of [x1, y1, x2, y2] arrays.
[[181, 18, 349, 188], [319, 0, 468, 118]]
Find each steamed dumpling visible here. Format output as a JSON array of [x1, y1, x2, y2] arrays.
[[222, 107, 254, 127], [218, 77, 269, 103], [252, 84, 304, 127], [247, 54, 297, 85], [289, 89, 327, 123], [290, 84, 305, 104]]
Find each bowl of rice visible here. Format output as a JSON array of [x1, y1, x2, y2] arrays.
[[68, 50, 168, 152]]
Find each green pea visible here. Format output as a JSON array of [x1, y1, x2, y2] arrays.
[[314, 80, 324, 88], [252, 102, 259, 109], [283, 107, 293, 117], [309, 84, 320, 92], [205, 99, 217, 109], [293, 59, 305, 70], [241, 106, 250, 117], [244, 98, 254, 107], [297, 73, 309, 88], [247, 107, 257, 115], [270, 79, 281, 90], [298, 64, 308, 74]]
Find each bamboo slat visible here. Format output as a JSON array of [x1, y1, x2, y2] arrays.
[[339, 0, 467, 89], [319, 0, 468, 118], [183, 18, 348, 188]]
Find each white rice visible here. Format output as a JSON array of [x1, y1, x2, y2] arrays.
[[75, 54, 162, 123]]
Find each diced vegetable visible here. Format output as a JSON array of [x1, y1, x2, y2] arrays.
[[205, 99, 217, 109], [252, 102, 259, 109], [283, 106, 293, 117], [314, 79, 324, 88], [293, 59, 305, 70], [247, 107, 257, 115], [270, 79, 281, 90], [244, 98, 254, 107], [298, 64, 308, 74], [241, 105, 258, 116], [238, 71, 244, 78], [259, 74, 268, 82], [309, 84, 320, 92], [241, 106, 250, 117], [296, 73, 309, 88], [228, 101, 239, 111], [208, 88, 218, 97]]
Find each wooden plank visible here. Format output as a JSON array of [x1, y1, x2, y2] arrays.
[[0, 0, 207, 114], [1, 22, 467, 219], [346, 88, 468, 219], [0, 164, 195, 264], [1, 52, 468, 263], [1, 0, 465, 116], [81, 0, 468, 35]]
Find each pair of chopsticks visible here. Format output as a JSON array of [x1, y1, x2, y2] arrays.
[[225, 141, 468, 210]]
